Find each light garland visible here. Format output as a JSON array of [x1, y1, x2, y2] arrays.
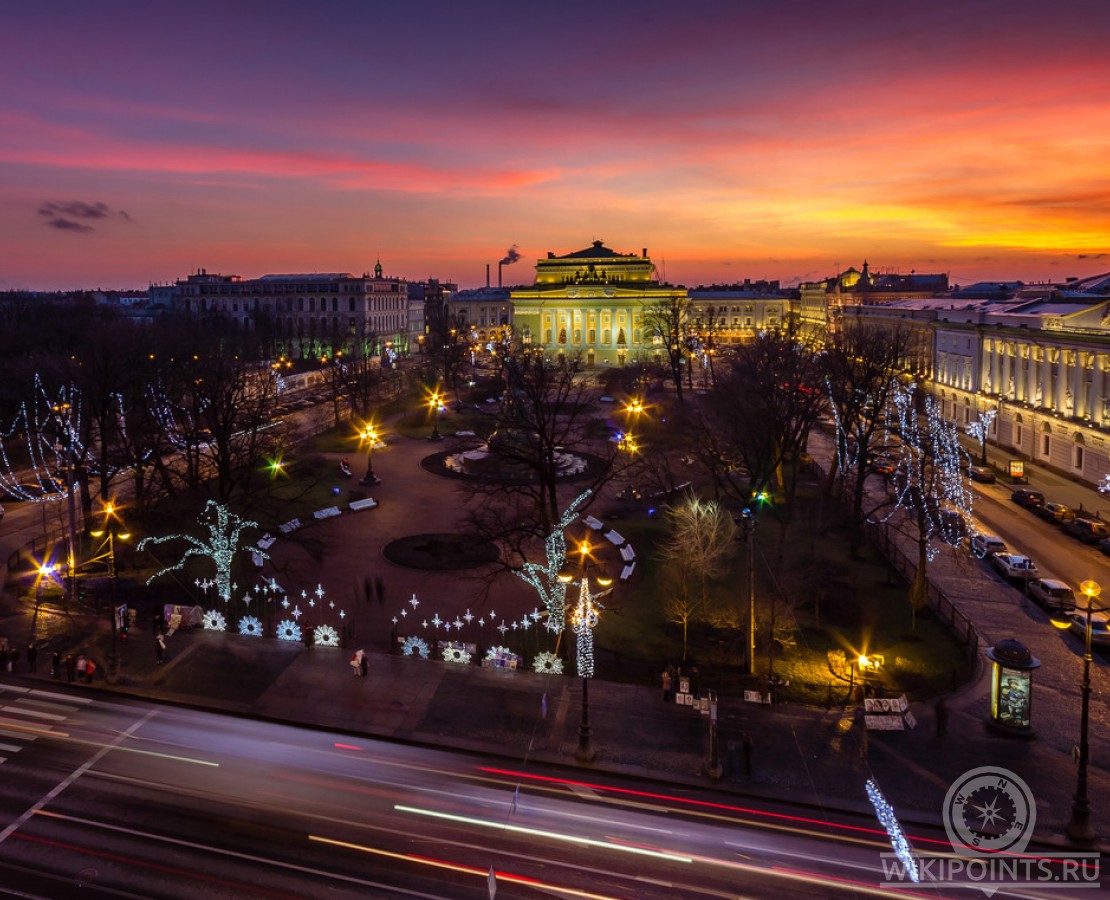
[[865, 777, 919, 883], [137, 500, 267, 604], [571, 578, 600, 678]]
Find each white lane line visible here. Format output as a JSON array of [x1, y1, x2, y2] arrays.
[[16, 698, 81, 714], [1, 706, 66, 721], [0, 686, 29, 695], [0, 716, 54, 732], [0, 756, 6, 764], [0, 708, 158, 847], [30, 689, 91, 705], [0, 742, 23, 753], [0, 728, 38, 742]]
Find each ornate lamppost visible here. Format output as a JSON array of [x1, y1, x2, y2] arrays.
[[358, 423, 381, 486], [89, 501, 131, 683], [428, 389, 444, 441], [1052, 578, 1108, 845]]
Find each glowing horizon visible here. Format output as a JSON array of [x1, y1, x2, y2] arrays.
[[2, 1, 1108, 292]]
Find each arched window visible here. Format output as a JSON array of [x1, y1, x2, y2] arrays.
[[558, 328, 567, 344]]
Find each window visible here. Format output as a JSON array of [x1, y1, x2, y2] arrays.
[[1043, 434, 1050, 456], [558, 328, 567, 344], [1076, 445, 1085, 470]]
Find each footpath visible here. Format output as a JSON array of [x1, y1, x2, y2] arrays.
[[0, 414, 1106, 853]]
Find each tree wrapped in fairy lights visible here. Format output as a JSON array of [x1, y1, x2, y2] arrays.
[[965, 408, 996, 466], [513, 490, 590, 634], [137, 501, 266, 606]]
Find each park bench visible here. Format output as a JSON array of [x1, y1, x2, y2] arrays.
[[348, 497, 378, 512], [279, 518, 302, 534], [620, 561, 636, 582], [620, 544, 636, 563], [605, 529, 625, 547], [313, 506, 342, 520], [582, 515, 604, 531]]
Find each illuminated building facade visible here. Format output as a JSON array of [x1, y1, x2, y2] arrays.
[[509, 241, 686, 366]]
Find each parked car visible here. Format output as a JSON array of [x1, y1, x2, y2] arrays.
[[969, 533, 1007, 557], [1059, 609, 1110, 647], [1064, 518, 1110, 544], [1038, 502, 1077, 524], [968, 465, 996, 483], [1098, 537, 1110, 557], [1027, 578, 1077, 611], [991, 553, 1039, 581], [1010, 489, 1045, 509]]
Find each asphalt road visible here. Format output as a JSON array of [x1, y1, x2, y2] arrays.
[[0, 684, 1092, 899]]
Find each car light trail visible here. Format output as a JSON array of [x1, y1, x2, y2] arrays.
[[393, 803, 694, 863], [310, 834, 627, 900]]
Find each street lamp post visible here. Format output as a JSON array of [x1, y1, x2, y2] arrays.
[[90, 503, 131, 684], [359, 424, 381, 486], [428, 390, 443, 441], [740, 508, 757, 675], [1052, 579, 1106, 844], [559, 548, 611, 765]]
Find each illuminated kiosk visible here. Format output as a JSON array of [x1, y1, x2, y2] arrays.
[[985, 638, 1040, 737]]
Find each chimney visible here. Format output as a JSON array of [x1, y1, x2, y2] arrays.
[[642, 248, 648, 258], [498, 262, 503, 289], [486, 264, 490, 288]]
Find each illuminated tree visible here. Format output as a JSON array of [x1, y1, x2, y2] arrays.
[[137, 501, 267, 606]]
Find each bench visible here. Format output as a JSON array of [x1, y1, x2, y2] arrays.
[[251, 551, 266, 568], [606, 530, 625, 547], [620, 561, 636, 582], [313, 506, 342, 520], [348, 497, 378, 512], [620, 544, 636, 563], [257, 534, 276, 551], [279, 518, 302, 534], [582, 515, 604, 531]]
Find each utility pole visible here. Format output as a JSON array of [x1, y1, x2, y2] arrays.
[[741, 509, 756, 675]]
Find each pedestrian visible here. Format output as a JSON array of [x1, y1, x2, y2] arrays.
[[0, 647, 8, 673], [375, 576, 385, 606], [9, 646, 19, 673], [935, 696, 949, 738], [64, 655, 77, 683], [359, 650, 368, 678], [85, 659, 96, 683], [742, 733, 753, 776], [51, 651, 60, 677], [155, 633, 166, 664], [76, 655, 87, 680], [27, 643, 37, 672], [661, 669, 672, 702], [350, 649, 364, 676]]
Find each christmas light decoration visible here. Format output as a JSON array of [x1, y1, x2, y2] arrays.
[[965, 408, 996, 463], [513, 490, 591, 634], [532, 651, 563, 675], [276, 619, 302, 642], [865, 778, 919, 883], [571, 578, 600, 678], [486, 645, 514, 662], [202, 610, 227, 632], [314, 624, 340, 647], [137, 501, 266, 605], [239, 616, 263, 637], [442, 645, 471, 665], [402, 636, 430, 658]]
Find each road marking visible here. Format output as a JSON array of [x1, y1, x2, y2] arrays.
[[0, 716, 55, 733], [0, 728, 38, 742], [16, 698, 82, 714], [30, 689, 92, 705], [2, 706, 67, 721], [0, 742, 22, 753]]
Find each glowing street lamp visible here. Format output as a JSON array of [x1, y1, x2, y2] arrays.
[[559, 556, 613, 764], [624, 398, 645, 418], [358, 423, 382, 486], [1052, 578, 1107, 844], [90, 501, 132, 683], [428, 390, 444, 441]]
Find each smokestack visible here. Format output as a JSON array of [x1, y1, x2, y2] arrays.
[[498, 262, 502, 289], [486, 264, 490, 288], [642, 248, 647, 258]]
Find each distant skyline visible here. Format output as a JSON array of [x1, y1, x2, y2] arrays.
[[3, 0, 1109, 292]]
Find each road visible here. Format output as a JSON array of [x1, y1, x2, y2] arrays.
[[0, 685, 1090, 899]]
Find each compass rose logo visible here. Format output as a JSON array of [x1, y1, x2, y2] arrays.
[[943, 766, 1036, 855]]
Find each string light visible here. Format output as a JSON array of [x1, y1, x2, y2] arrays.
[[865, 778, 919, 883]]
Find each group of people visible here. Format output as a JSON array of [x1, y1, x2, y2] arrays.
[[0, 639, 36, 674], [349, 648, 368, 676]]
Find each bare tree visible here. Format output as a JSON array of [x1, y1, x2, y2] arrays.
[[642, 295, 691, 404], [657, 496, 738, 659]]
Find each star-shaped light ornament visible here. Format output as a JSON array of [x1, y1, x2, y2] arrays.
[[291, 606, 302, 620], [409, 594, 420, 609], [498, 621, 508, 636], [463, 609, 474, 623], [315, 584, 325, 599], [431, 614, 442, 628]]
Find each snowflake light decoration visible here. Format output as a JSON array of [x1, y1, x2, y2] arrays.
[[276, 619, 302, 642], [313, 624, 340, 647], [532, 651, 564, 675], [486, 645, 514, 661], [202, 610, 227, 632], [239, 615, 263, 637], [138, 501, 266, 605], [402, 636, 430, 658], [442, 645, 471, 665]]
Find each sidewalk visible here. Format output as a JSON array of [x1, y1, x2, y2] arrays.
[[0, 417, 1106, 851]]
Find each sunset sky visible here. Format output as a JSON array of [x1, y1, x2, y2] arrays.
[[3, 0, 1109, 291]]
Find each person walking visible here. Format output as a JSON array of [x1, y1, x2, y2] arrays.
[[85, 659, 96, 683], [26, 643, 38, 672], [50, 651, 61, 677], [9, 646, 19, 673], [350, 649, 364, 676], [155, 633, 166, 664], [0, 647, 8, 673], [359, 651, 368, 678], [661, 669, 672, 702], [64, 655, 77, 683], [76, 655, 87, 680]]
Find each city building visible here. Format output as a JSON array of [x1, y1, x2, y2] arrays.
[[509, 240, 686, 366], [687, 281, 798, 347]]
